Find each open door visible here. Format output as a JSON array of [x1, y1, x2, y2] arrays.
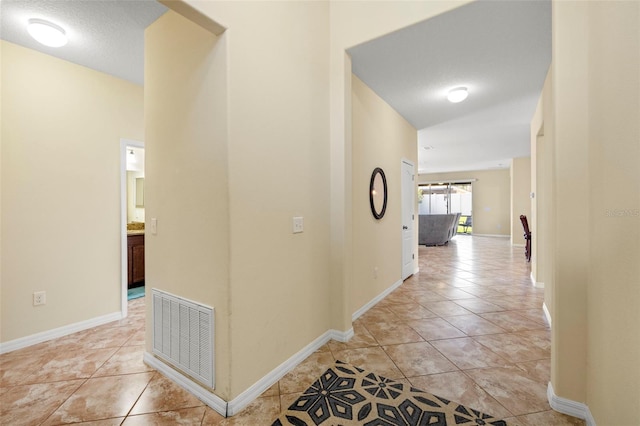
[[401, 160, 415, 280], [120, 139, 144, 318]]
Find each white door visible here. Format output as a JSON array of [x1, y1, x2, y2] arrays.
[[401, 160, 415, 280]]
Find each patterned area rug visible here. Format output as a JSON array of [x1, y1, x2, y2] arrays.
[[272, 361, 508, 426]]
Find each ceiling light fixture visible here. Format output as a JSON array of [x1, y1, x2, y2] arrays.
[[447, 87, 468, 103], [27, 19, 68, 47]]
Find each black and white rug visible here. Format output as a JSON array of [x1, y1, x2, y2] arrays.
[[272, 360, 508, 426]]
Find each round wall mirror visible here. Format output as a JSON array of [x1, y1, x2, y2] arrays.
[[369, 167, 388, 220]]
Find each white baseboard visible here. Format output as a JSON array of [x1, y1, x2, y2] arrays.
[[144, 352, 227, 415], [0, 311, 122, 354], [547, 382, 596, 426], [352, 279, 403, 322], [328, 327, 354, 343], [145, 326, 354, 418], [227, 327, 352, 416], [543, 302, 552, 328], [530, 272, 544, 289]]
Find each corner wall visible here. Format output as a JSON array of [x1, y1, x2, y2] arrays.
[[530, 71, 554, 308], [1, 41, 143, 343], [144, 11, 231, 396], [585, 1, 639, 422], [550, 0, 590, 404], [171, 0, 467, 404], [174, 1, 334, 399], [550, 2, 640, 423], [351, 74, 417, 315]]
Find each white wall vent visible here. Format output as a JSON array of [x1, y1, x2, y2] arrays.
[[152, 289, 214, 389]]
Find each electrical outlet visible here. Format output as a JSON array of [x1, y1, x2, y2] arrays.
[[292, 216, 304, 234], [33, 291, 46, 306]]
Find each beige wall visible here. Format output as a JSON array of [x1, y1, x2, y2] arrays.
[[147, 4, 334, 399], [551, 1, 590, 404], [550, 2, 640, 423], [0, 41, 144, 342], [229, 2, 332, 398], [530, 88, 543, 286], [197, 2, 333, 399], [174, 0, 466, 401], [144, 10, 231, 396], [539, 89, 554, 318], [585, 1, 639, 423], [530, 71, 554, 305], [351, 74, 417, 314], [418, 169, 511, 237], [510, 157, 531, 246]]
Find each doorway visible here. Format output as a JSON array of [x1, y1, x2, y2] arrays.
[[418, 182, 473, 234], [401, 160, 415, 280], [120, 139, 145, 317]]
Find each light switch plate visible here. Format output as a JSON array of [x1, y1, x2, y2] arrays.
[[33, 291, 46, 306], [293, 217, 304, 234], [150, 218, 158, 235]]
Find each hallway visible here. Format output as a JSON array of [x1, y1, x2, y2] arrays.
[[0, 236, 583, 425], [270, 235, 582, 425]]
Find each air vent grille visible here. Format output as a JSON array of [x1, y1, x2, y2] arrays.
[[152, 289, 214, 389]]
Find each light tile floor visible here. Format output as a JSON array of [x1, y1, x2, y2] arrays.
[[0, 236, 584, 425]]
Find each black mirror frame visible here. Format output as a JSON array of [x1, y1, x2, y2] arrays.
[[369, 167, 388, 220]]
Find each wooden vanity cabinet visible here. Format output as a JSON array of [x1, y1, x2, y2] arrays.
[[127, 234, 145, 288]]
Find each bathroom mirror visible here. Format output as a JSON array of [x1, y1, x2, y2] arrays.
[[135, 178, 145, 207], [369, 167, 387, 220]]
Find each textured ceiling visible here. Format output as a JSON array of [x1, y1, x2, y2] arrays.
[[1, 1, 550, 174], [349, 0, 551, 174], [0, 0, 168, 86]]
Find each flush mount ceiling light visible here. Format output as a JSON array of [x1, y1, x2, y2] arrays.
[[27, 19, 68, 47], [447, 87, 468, 103]]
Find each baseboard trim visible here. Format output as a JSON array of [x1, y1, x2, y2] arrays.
[[144, 352, 227, 415], [547, 382, 596, 426], [227, 327, 352, 416], [543, 302, 552, 328], [0, 311, 122, 354], [328, 327, 354, 343], [530, 272, 544, 289], [352, 279, 403, 322], [145, 326, 354, 418]]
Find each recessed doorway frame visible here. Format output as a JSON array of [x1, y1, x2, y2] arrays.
[[401, 159, 416, 280], [120, 138, 144, 318]]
